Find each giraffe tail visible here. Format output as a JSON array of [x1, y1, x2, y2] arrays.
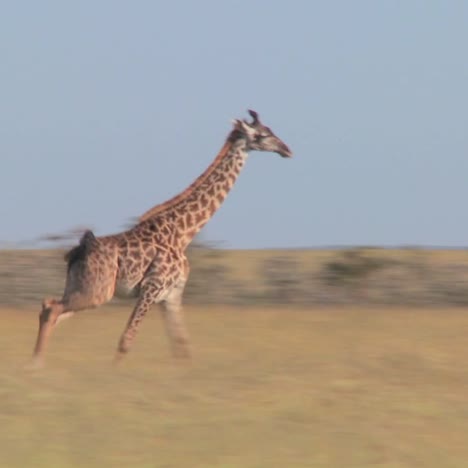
[[64, 230, 98, 271]]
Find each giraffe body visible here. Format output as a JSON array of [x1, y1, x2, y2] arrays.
[[31, 110, 292, 367]]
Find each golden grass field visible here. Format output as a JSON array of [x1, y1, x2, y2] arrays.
[[1, 305, 468, 467]]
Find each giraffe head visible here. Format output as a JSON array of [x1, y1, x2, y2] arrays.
[[232, 110, 292, 158]]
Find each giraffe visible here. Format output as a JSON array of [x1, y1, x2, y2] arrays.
[[30, 110, 292, 367]]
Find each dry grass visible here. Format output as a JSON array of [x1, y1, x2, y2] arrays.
[[1, 305, 468, 467]]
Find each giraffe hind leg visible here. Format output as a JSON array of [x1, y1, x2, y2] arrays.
[[29, 287, 113, 369], [29, 298, 71, 368], [28, 230, 117, 369]]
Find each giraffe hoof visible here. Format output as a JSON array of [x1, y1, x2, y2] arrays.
[[24, 357, 45, 371], [173, 346, 192, 360], [113, 351, 126, 366]]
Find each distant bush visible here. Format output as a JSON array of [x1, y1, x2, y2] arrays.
[[0, 250, 65, 306], [321, 249, 391, 302], [184, 243, 230, 304], [260, 256, 304, 305]]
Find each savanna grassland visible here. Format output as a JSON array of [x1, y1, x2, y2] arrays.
[[1, 304, 468, 468]]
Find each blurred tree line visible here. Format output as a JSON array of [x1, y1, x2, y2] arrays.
[[1, 227, 468, 307]]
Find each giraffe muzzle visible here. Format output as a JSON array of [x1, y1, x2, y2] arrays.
[[279, 145, 293, 158]]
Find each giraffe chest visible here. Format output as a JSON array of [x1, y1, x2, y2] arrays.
[[114, 251, 153, 297], [114, 238, 184, 298], [114, 279, 141, 298], [115, 262, 147, 298]]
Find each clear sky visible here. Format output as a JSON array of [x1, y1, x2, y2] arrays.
[[1, 1, 467, 249]]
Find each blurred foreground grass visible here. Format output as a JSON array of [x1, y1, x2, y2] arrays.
[[1, 305, 468, 467]]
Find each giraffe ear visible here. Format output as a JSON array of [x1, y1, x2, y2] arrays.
[[232, 119, 248, 131]]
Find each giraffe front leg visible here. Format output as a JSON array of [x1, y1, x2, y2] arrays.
[[114, 286, 162, 363], [161, 279, 191, 359]]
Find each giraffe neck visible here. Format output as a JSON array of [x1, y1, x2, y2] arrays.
[[140, 131, 249, 250]]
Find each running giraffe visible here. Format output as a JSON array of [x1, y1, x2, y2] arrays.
[[31, 110, 292, 367]]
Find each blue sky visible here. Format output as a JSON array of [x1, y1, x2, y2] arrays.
[[1, 1, 467, 249]]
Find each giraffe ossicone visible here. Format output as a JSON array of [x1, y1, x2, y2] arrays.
[[30, 110, 292, 367]]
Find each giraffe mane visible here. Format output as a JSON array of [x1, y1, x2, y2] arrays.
[[138, 138, 233, 223]]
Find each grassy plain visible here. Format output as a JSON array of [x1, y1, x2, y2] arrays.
[[1, 305, 468, 467]]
